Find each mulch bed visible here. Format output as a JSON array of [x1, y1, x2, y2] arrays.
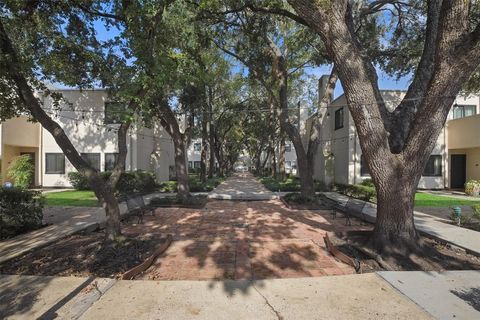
[[149, 195, 208, 209], [329, 230, 480, 273], [281, 197, 329, 210], [0, 232, 166, 278]]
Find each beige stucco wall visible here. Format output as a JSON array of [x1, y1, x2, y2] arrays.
[[448, 114, 480, 149], [1, 115, 40, 148]]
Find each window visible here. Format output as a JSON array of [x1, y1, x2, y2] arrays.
[[45, 153, 65, 174], [105, 153, 121, 171], [360, 155, 369, 176], [335, 108, 344, 130], [194, 161, 201, 169], [81, 153, 101, 171], [104, 102, 125, 124], [453, 105, 476, 119], [285, 161, 292, 168], [292, 161, 297, 169], [188, 161, 193, 168], [193, 143, 201, 151], [285, 144, 292, 152], [423, 155, 442, 177]]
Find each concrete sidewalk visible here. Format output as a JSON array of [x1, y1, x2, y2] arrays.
[[0, 273, 435, 320], [208, 173, 278, 200], [322, 192, 480, 257]]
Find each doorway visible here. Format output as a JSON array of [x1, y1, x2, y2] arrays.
[[450, 154, 466, 189]]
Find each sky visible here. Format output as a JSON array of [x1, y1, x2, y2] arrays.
[[85, 17, 412, 99]]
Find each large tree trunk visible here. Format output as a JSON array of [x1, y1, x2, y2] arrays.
[[157, 102, 191, 199], [372, 170, 419, 252], [278, 134, 286, 179], [296, 155, 315, 197], [172, 134, 190, 199], [200, 106, 208, 183], [208, 88, 215, 178], [91, 180, 122, 240]]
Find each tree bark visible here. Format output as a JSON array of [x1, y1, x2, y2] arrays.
[[200, 102, 208, 182], [208, 87, 215, 178], [172, 134, 190, 199], [278, 134, 286, 179]]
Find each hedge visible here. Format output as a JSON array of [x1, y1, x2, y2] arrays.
[[68, 170, 156, 195], [335, 184, 376, 202], [0, 187, 44, 239]]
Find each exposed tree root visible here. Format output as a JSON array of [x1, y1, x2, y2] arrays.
[[122, 234, 173, 280]]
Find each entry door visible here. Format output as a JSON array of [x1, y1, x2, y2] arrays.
[[450, 154, 466, 189], [20, 152, 35, 187]]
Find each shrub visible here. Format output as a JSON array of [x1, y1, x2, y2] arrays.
[[0, 187, 44, 239], [67, 172, 91, 190], [114, 170, 156, 195], [283, 192, 317, 204], [335, 184, 376, 202], [7, 155, 34, 188], [260, 176, 301, 192], [68, 170, 156, 195], [360, 178, 374, 188], [465, 180, 480, 197], [158, 180, 178, 193]]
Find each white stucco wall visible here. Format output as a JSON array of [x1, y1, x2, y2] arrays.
[[41, 90, 122, 187]]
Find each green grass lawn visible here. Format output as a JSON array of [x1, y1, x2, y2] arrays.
[[44, 190, 99, 207], [414, 193, 480, 207]]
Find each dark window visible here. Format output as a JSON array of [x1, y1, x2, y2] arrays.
[[423, 155, 442, 177], [193, 143, 201, 151], [194, 161, 201, 169], [104, 102, 125, 124], [188, 161, 193, 168], [360, 155, 369, 176], [285, 144, 292, 152], [45, 153, 65, 174], [335, 108, 344, 130], [105, 153, 121, 171], [452, 105, 476, 119], [81, 153, 101, 171]]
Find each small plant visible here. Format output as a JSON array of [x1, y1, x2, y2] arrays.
[[335, 183, 377, 202], [472, 204, 480, 220], [7, 155, 34, 188], [465, 180, 480, 197]]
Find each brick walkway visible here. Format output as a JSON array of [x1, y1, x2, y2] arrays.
[[122, 199, 364, 280]]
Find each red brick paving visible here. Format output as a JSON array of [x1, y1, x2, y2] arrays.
[[122, 199, 370, 280]]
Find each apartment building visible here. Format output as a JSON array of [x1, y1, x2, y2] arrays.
[[0, 89, 175, 187], [307, 79, 480, 189]]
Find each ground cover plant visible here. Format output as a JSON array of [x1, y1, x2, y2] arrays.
[[44, 190, 99, 207], [157, 176, 224, 193]]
